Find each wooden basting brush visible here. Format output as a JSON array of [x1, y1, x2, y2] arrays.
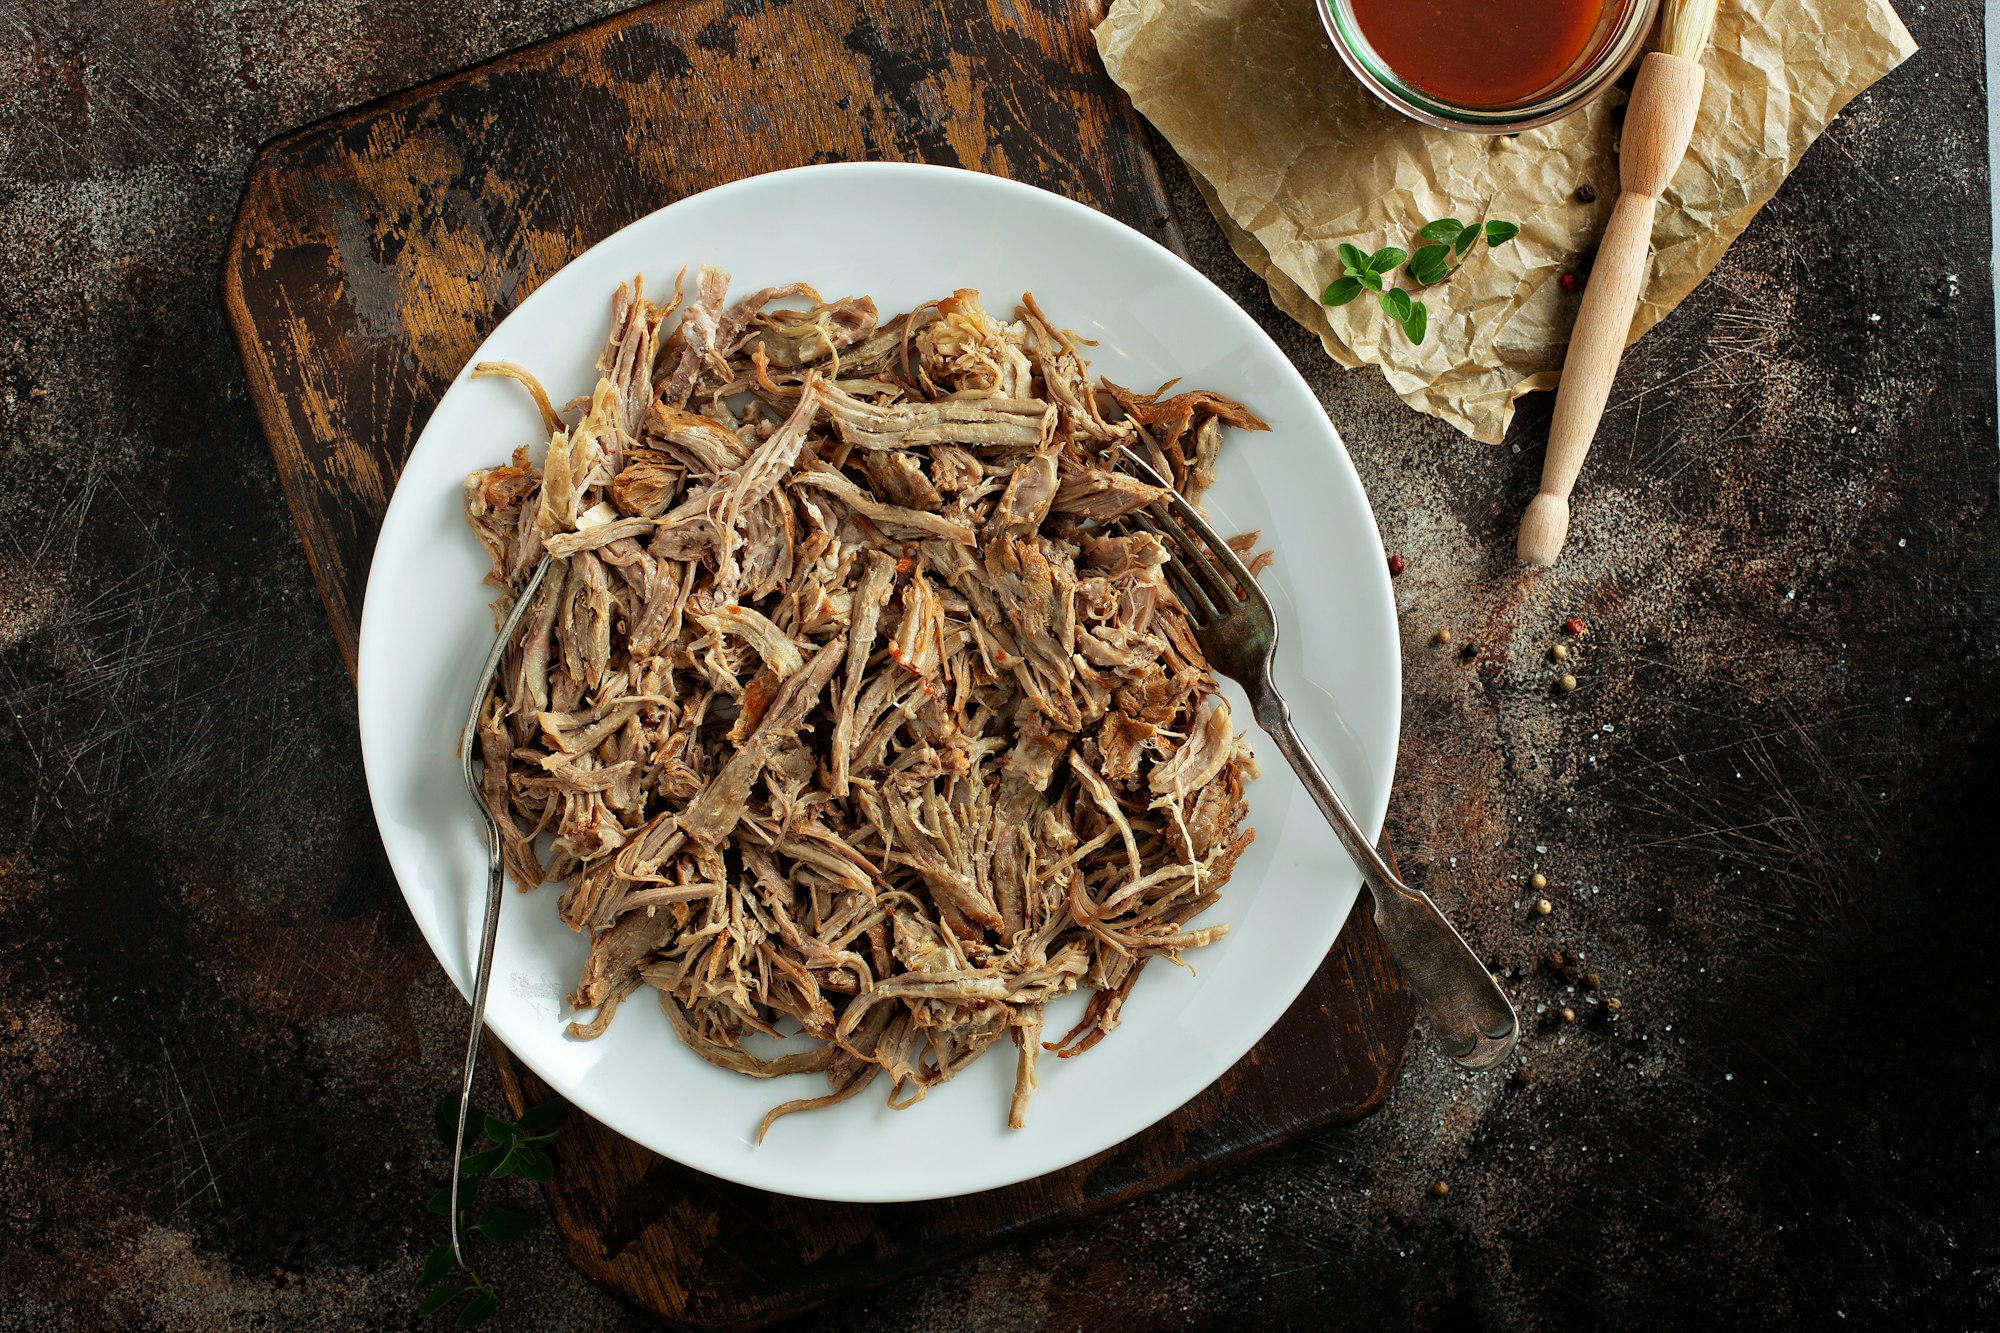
[[1517, 0, 1720, 566]]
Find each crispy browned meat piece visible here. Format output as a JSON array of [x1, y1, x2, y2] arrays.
[[464, 273, 1263, 1135]]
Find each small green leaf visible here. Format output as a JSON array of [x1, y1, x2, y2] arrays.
[[1485, 219, 1521, 246], [1322, 276, 1364, 307], [482, 1113, 519, 1143], [515, 1146, 556, 1182], [471, 1206, 537, 1242], [1419, 218, 1465, 243], [457, 1288, 500, 1327], [458, 1145, 508, 1177], [434, 1098, 463, 1149], [1453, 226, 1480, 257], [426, 1186, 453, 1216], [488, 1144, 524, 1180], [1408, 245, 1452, 286], [414, 1244, 455, 1293], [1379, 288, 1413, 321], [1358, 268, 1385, 293], [1367, 246, 1408, 273], [1337, 242, 1368, 274], [519, 1131, 559, 1149], [419, 1285, 464, 1318], [1403, 302, 1429, 345], [516, 1100, 567, 1133]]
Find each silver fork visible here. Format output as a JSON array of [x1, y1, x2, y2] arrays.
[[447, 553, 552, 1266], [1114, 446, 1518, 1070]]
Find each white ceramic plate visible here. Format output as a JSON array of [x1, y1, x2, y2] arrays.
[[358, 162, 1399, 1203]]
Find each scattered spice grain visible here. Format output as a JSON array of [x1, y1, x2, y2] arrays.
[[1530, 872, 1548, 890], [1558, 673, 1578, 692], [1535, 898, 1553, 916]]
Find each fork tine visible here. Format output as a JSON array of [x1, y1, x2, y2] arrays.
[[1114, 445, 1276, 622], [1161, 548, 1222, 622], [1121, 511, 1221, 621], [1144, 501, 1242, 610]]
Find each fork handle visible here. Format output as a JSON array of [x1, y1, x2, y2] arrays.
[[1256, 700, 1519, 1070], [447, 793, 507, 1266], [446, 556, 549, 1270]]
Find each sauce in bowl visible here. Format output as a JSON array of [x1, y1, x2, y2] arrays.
[[1348, 0, 1609, 107]]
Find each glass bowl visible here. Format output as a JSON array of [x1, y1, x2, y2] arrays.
[[1317, 0, 1662, 134]]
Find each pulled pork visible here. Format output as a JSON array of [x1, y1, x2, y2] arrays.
[[464, 270, 1268, 1136]]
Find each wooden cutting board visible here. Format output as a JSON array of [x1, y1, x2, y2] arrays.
[[221, 1, 1416, 1325]]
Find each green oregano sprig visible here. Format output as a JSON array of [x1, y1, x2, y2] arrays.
[[414, 1096, 567, 1326], [1322, 217, 1520, 345]]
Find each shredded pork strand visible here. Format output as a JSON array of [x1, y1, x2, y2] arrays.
[[464, 269, 1268, 1136]]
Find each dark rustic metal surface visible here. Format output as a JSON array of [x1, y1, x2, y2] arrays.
[[1, 2, 1995, 1332]]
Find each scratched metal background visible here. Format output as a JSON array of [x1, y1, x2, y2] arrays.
[[1, 0, 1996, 1329]]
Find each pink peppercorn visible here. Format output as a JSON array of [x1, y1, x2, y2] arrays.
[[1387, 554, 1406, 577], [1560, 271, 1581, 294], [1564, 616, 1586, 635]]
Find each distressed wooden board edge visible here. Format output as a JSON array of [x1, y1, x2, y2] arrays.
[[220, 188, 362, 676], [221, 1, 731, 674], [240, 0, 709, 179], [1078, 3, 1188, 261]]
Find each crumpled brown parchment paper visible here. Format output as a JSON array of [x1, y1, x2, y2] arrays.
[[1096, 0, 1917, 442]]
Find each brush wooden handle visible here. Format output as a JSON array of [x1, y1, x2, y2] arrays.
[[1519, 52, 1707, 567]]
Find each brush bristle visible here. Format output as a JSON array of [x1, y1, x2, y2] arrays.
[[1660, 0, 1719, 60]]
